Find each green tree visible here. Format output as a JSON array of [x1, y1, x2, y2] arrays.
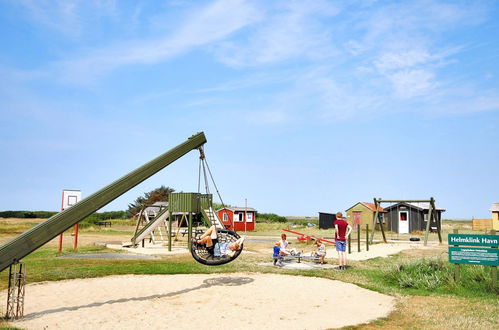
[[127, 186, 175, 216]]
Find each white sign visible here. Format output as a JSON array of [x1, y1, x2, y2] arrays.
[[62, 190, 81, 211]]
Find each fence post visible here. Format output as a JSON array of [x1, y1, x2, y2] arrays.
[[357, 225, 361, 252], [492, 229, 497, 287], [366, 224, 369, 251], [348, 236, 351, 254], [453, 229, 460, 282]]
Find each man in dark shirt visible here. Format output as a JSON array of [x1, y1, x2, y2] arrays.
[[334, 212, 352, 270]]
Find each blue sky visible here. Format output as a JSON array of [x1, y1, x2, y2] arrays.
[[1, 0, 498, 218]]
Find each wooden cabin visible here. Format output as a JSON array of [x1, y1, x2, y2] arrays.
[[345, 202, 387, 229], [490, 203, 499, 230], [217, 207, 256, 231], [383, 202, 445, 234]]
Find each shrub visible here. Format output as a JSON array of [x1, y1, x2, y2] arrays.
[[385, 258, 451, 290], [256, 213, 287, 223]]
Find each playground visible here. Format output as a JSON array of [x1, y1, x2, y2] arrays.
[[0, 133, 497, 329]]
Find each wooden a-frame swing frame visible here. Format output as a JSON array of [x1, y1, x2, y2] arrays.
[[369, 197, 442, 246]]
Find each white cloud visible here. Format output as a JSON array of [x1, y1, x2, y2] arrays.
[[212, 0, 340, 67], [18, 0, 118, 37], [50, 0, 260, 84]]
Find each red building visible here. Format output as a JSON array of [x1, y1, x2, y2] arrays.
[[217, 207, 256, 231]]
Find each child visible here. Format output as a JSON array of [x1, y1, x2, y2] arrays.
[[315, 238, 326, 264], [273, 241, 284, 266]]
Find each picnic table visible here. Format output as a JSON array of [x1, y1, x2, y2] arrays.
[[95, 221, 112, 227]]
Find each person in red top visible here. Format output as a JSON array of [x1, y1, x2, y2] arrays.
[[334, 212, 352, 270]]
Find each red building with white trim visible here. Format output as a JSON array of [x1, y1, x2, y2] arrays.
[[217, 207, 256, 231]]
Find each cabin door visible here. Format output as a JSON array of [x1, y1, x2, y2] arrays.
[[398, 211, 409, 234]]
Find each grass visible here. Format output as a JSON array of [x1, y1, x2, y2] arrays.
[[0, 217, 498, 329]]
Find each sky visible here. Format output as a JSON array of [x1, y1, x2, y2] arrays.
[[0, 0, 498, 219]]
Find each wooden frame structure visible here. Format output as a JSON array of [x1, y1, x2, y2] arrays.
[[370, 197, 442, 246]]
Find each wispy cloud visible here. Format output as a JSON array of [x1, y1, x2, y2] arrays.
[[48, 0, 260, 84], [212, 0, 340, 67], [17, 0, 119, 37]]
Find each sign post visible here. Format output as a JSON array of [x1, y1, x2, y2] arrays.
[[448, 231, 498, 285], [59, 190, 82, 252]]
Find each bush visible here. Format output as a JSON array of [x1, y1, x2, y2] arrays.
[[385, 258, 451, 290], [256, 213, 287, 223]]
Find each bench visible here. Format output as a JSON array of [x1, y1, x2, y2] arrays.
[[95, 221, 112, 227]]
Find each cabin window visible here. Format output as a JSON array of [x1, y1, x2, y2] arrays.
[[223, 213, 229, 222]]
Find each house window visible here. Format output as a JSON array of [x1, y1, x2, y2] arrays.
[[238, 213, 244, 222], [247, 212, 253, 222], [223, 213, 229, 222]]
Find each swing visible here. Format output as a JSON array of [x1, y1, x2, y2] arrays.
[[189, 147, 244, 266]]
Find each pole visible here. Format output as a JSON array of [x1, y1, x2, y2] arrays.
[[244, 198, 247, 233], [453, 229, 460, 282], [366, 224, 369, 251], [492, 230, 497, 287], [73, 224, 79, 250], [424, 197, 434, 246], [357, 224, 361, 252]]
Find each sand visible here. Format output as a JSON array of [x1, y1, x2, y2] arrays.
[[0, 237, 441, 329], [3, 273, 394, 330]]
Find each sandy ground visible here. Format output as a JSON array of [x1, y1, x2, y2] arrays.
[[0, 229, 440, 329], [2, 273, 394, 330]]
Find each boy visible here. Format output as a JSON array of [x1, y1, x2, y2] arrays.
[[334, 212, 352, 270], [273, 241, 284, 266]]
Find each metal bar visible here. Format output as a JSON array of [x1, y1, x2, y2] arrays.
[[0, 132, 207, 272]]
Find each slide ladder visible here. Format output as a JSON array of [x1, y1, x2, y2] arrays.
[[202, 207, 224, 229], [132, 208, 170, 245]]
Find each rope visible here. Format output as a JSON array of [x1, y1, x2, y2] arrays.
[[202, 157, 225, 208]]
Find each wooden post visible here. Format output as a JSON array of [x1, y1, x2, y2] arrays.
[[366, 224, 369, 251], [357, 225, 361, 252], [492, 230, 497, 287], [188, 212, 193, 250], [424, 198, 433, 246], [433, 198, 442, 244], [369, 198, 380, 244], [453, 229, 460, 282], [168, 210, 172, 252], [348, 236, 351, 254]]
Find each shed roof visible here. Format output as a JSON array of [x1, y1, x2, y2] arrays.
[[345, 202, 386, 213], [383, 202, 445, 212], [218, 206, 257, 212]]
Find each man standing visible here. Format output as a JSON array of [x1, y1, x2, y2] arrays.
[[334, 212, 352, 270]]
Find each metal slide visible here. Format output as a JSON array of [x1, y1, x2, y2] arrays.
[[0, 132, 207, 272], [131, 209, 170, 245]]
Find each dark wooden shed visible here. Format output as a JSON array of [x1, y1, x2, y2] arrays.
[[383, 202, 445, 234], [319, 212, 336, 229]]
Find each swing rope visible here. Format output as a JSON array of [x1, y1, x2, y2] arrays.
[[190, 146, 243, 266]]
